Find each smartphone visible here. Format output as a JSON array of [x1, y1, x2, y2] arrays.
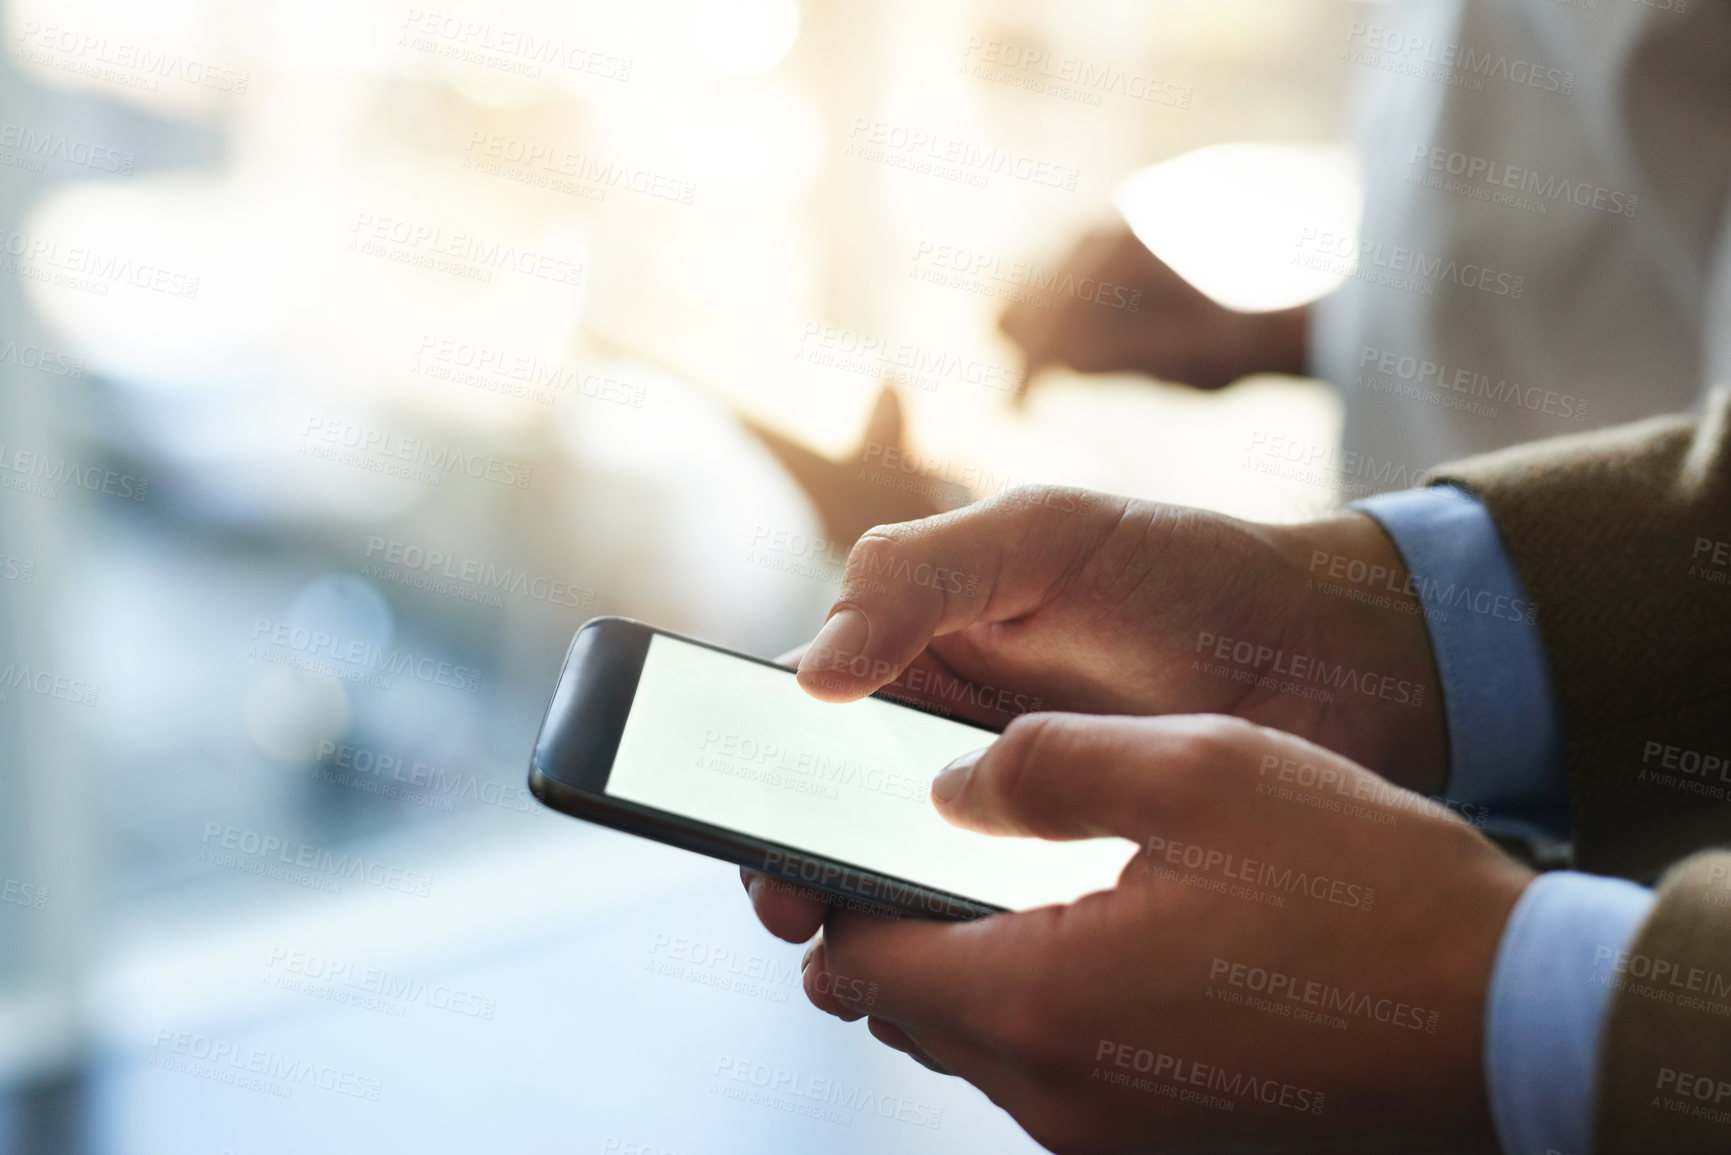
[[527, 617, 1138, 919]]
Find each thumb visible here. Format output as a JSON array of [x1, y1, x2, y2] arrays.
[[929, 713, 1268, 845]]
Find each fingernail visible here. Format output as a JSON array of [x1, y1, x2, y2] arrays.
[[798, 607, 869, 678], [801, 942, 820, 974], [932, 748, 984, 803]]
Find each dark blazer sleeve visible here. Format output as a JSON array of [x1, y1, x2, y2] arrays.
[[1430, 387, 1731, 1152]]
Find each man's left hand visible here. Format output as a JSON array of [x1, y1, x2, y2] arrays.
[[794, 713, 1532, 1154]]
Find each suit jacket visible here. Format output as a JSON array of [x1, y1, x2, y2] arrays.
[[1433, 386, 1731, 1153]]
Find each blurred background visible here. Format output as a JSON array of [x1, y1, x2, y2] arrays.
[[0, 1, 1365, 1151]]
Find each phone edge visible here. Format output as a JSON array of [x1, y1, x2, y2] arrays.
[[525, 617, 1007, 921]]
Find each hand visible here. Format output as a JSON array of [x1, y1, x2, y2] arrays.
[[998, 225, 1309, 392], [747, 484, 1448, 941], [794, 485, 1445, 788], [801, 713, 1532, 1154]]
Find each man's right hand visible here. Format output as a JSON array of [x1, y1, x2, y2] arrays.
[[998, 225, 1310, 391], [796, 485, 1446, 795]]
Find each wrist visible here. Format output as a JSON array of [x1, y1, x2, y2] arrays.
[[1258, 303, 1311, 378], [1432, 848, 1536, 1149], [1263, 512, 1450, 793], [1224, 303, 1310, 382]]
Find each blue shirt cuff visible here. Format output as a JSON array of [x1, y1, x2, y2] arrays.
[[1351, 486, 1569, 840], [1486, 871, 1655, 1155]]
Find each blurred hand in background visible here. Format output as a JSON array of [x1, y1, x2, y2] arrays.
[[998, 225, 1310, 394]]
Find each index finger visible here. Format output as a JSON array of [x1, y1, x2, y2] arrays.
[[794, 487, 1123, 701]]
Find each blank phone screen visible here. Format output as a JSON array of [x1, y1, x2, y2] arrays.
[[605, 633, 1138, 912]]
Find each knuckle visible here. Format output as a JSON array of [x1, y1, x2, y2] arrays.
[[990, 483, 1073, 516], [993, 714, 1058, 819], [1148, 716, 1268, 813], [842, 528, 897, 576], [841, 524, 939, 598], [999, 710, 1049, 751], [994, 483, 1048, 506], [851, 521, 919, 554], [1168, 714, 1260, 774]]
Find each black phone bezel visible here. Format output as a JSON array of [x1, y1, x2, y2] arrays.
[[526, 616, 1007, 920]]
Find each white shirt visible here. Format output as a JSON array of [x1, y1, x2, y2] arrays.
[[1311, 0, 1731, 478]]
